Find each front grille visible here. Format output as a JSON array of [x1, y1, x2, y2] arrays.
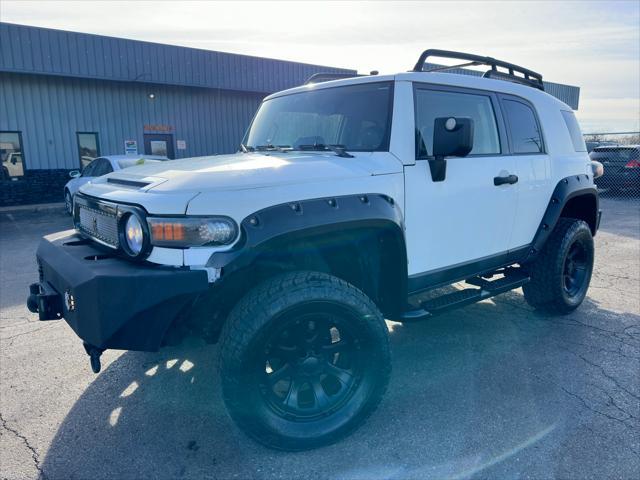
[[77, 203, 119, 248]]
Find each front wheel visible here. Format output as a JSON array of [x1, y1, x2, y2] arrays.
[[523, 218, 594, 314], [219, 271, 391, 451]]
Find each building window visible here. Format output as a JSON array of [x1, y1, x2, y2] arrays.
[[77, 132, 100, 170], [0, 131, 25, 180]]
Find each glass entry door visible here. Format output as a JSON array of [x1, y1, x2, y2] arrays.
[[143, 134, 175, 159]]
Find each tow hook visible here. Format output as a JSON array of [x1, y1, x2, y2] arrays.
[[83, 342, 105, 373]]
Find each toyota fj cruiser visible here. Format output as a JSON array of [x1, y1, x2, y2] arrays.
[[27, 50, 601, 450]]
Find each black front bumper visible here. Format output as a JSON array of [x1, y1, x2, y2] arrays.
[[27, 231, 208, 351]]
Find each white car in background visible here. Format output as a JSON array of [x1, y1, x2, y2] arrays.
[[64, 155, 167, 214]]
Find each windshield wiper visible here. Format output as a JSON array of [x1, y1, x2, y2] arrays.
[[240, 143, 254, 153], [296, 143, 354, 158]]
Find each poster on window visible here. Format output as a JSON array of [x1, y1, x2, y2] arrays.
[[124, 140, 138, 155]]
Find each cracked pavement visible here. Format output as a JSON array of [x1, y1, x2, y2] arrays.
[[1, 197, 639, 480]]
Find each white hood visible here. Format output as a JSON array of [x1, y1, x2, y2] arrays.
[[79, 151, 403, 214], [77, 151, 406, 266]]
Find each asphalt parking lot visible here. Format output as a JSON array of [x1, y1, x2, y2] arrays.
[[1, 197, 638, 480]]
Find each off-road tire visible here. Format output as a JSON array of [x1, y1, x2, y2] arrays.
[[523, 218, 594, 314], [219, 271, 391, 451]]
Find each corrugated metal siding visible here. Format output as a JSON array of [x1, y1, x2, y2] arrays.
[[423, 63, 580, 109], [0, 23, 355, 94], [0, 72, 264, 169]]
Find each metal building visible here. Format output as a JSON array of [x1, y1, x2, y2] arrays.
[[0, 23, 581, 206], [0, 23, 355, 206]]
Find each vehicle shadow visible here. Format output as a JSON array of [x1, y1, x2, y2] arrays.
[[41, 291, 640, 480]]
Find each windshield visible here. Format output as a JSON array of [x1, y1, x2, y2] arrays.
[[243, 81, 393, 152]]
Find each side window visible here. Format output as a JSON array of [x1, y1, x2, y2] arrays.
[[81, 159, 98, 177], [101, 160, 114, 175], [414, 88, 501, 157], [561, 110, 587, 152], [502, 99, 544, 154], [92, 159, 112, 177]]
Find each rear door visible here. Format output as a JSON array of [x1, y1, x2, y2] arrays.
[[498, 95, 552, 249], [404, 84, 518, 278]]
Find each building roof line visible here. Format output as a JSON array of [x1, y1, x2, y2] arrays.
[[0, 22, 355, 95], [0, 21, 355, 72]]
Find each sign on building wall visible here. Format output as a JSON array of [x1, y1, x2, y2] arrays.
[[144, 124, 173, 133], [177, 140, 186, 150], [124, 140, 138, 155]]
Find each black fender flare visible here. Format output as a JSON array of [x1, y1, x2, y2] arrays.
[[525, 174, 599, 262], [207, 193, 408, 306]]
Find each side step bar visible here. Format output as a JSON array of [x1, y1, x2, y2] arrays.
[[400, 269, 530, 322]]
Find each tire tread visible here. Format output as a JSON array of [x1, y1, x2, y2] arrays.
[[523, 217, 593, 314], [218, 270, 390, 450]]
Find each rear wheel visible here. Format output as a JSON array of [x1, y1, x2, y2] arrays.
[[219, 271, 390, 450], [523, 218, 594, 314]]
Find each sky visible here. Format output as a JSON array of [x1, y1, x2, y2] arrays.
[[2, 0, 638, 133]]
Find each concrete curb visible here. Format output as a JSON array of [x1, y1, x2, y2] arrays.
[[0, 202, 66, 214]]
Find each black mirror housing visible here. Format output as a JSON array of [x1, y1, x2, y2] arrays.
[[433, 117, 474, 158], [429, 117, 474, 182]]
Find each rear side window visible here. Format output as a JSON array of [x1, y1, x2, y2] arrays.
[[502, 99, 544, 154], [414, 89, 501, 156], [561, 110, 587, 152]]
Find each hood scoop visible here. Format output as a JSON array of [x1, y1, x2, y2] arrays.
[[107, 177, 152, 188]]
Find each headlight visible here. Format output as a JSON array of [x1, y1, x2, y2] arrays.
[[123, 213, 145, 256], [147, 217, 238, 247]]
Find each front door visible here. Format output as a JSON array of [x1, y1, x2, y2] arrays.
[[144, 134, 175, 159], [403, 84, 518, 282]]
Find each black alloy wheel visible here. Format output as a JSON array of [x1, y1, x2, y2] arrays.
[[563, 241, 589, 297], [523, 218, 594, 314], [258, 305, 365, 421], [219, 271, 390, 450]]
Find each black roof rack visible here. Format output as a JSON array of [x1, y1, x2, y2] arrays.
[[412, 49, 544, 91], [304, 72, 360, 85]]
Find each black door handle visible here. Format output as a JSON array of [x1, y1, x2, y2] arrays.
[[494, 174, 518, 186]]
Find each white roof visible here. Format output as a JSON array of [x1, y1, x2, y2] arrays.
[[265, 71, 571, 111]]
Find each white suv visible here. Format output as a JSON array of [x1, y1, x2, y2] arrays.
[[28, 50, 600, 451]]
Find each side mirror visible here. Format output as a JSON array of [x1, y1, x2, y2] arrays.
[[69, 170, 81, 179], [429, 117, 474, 182]]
